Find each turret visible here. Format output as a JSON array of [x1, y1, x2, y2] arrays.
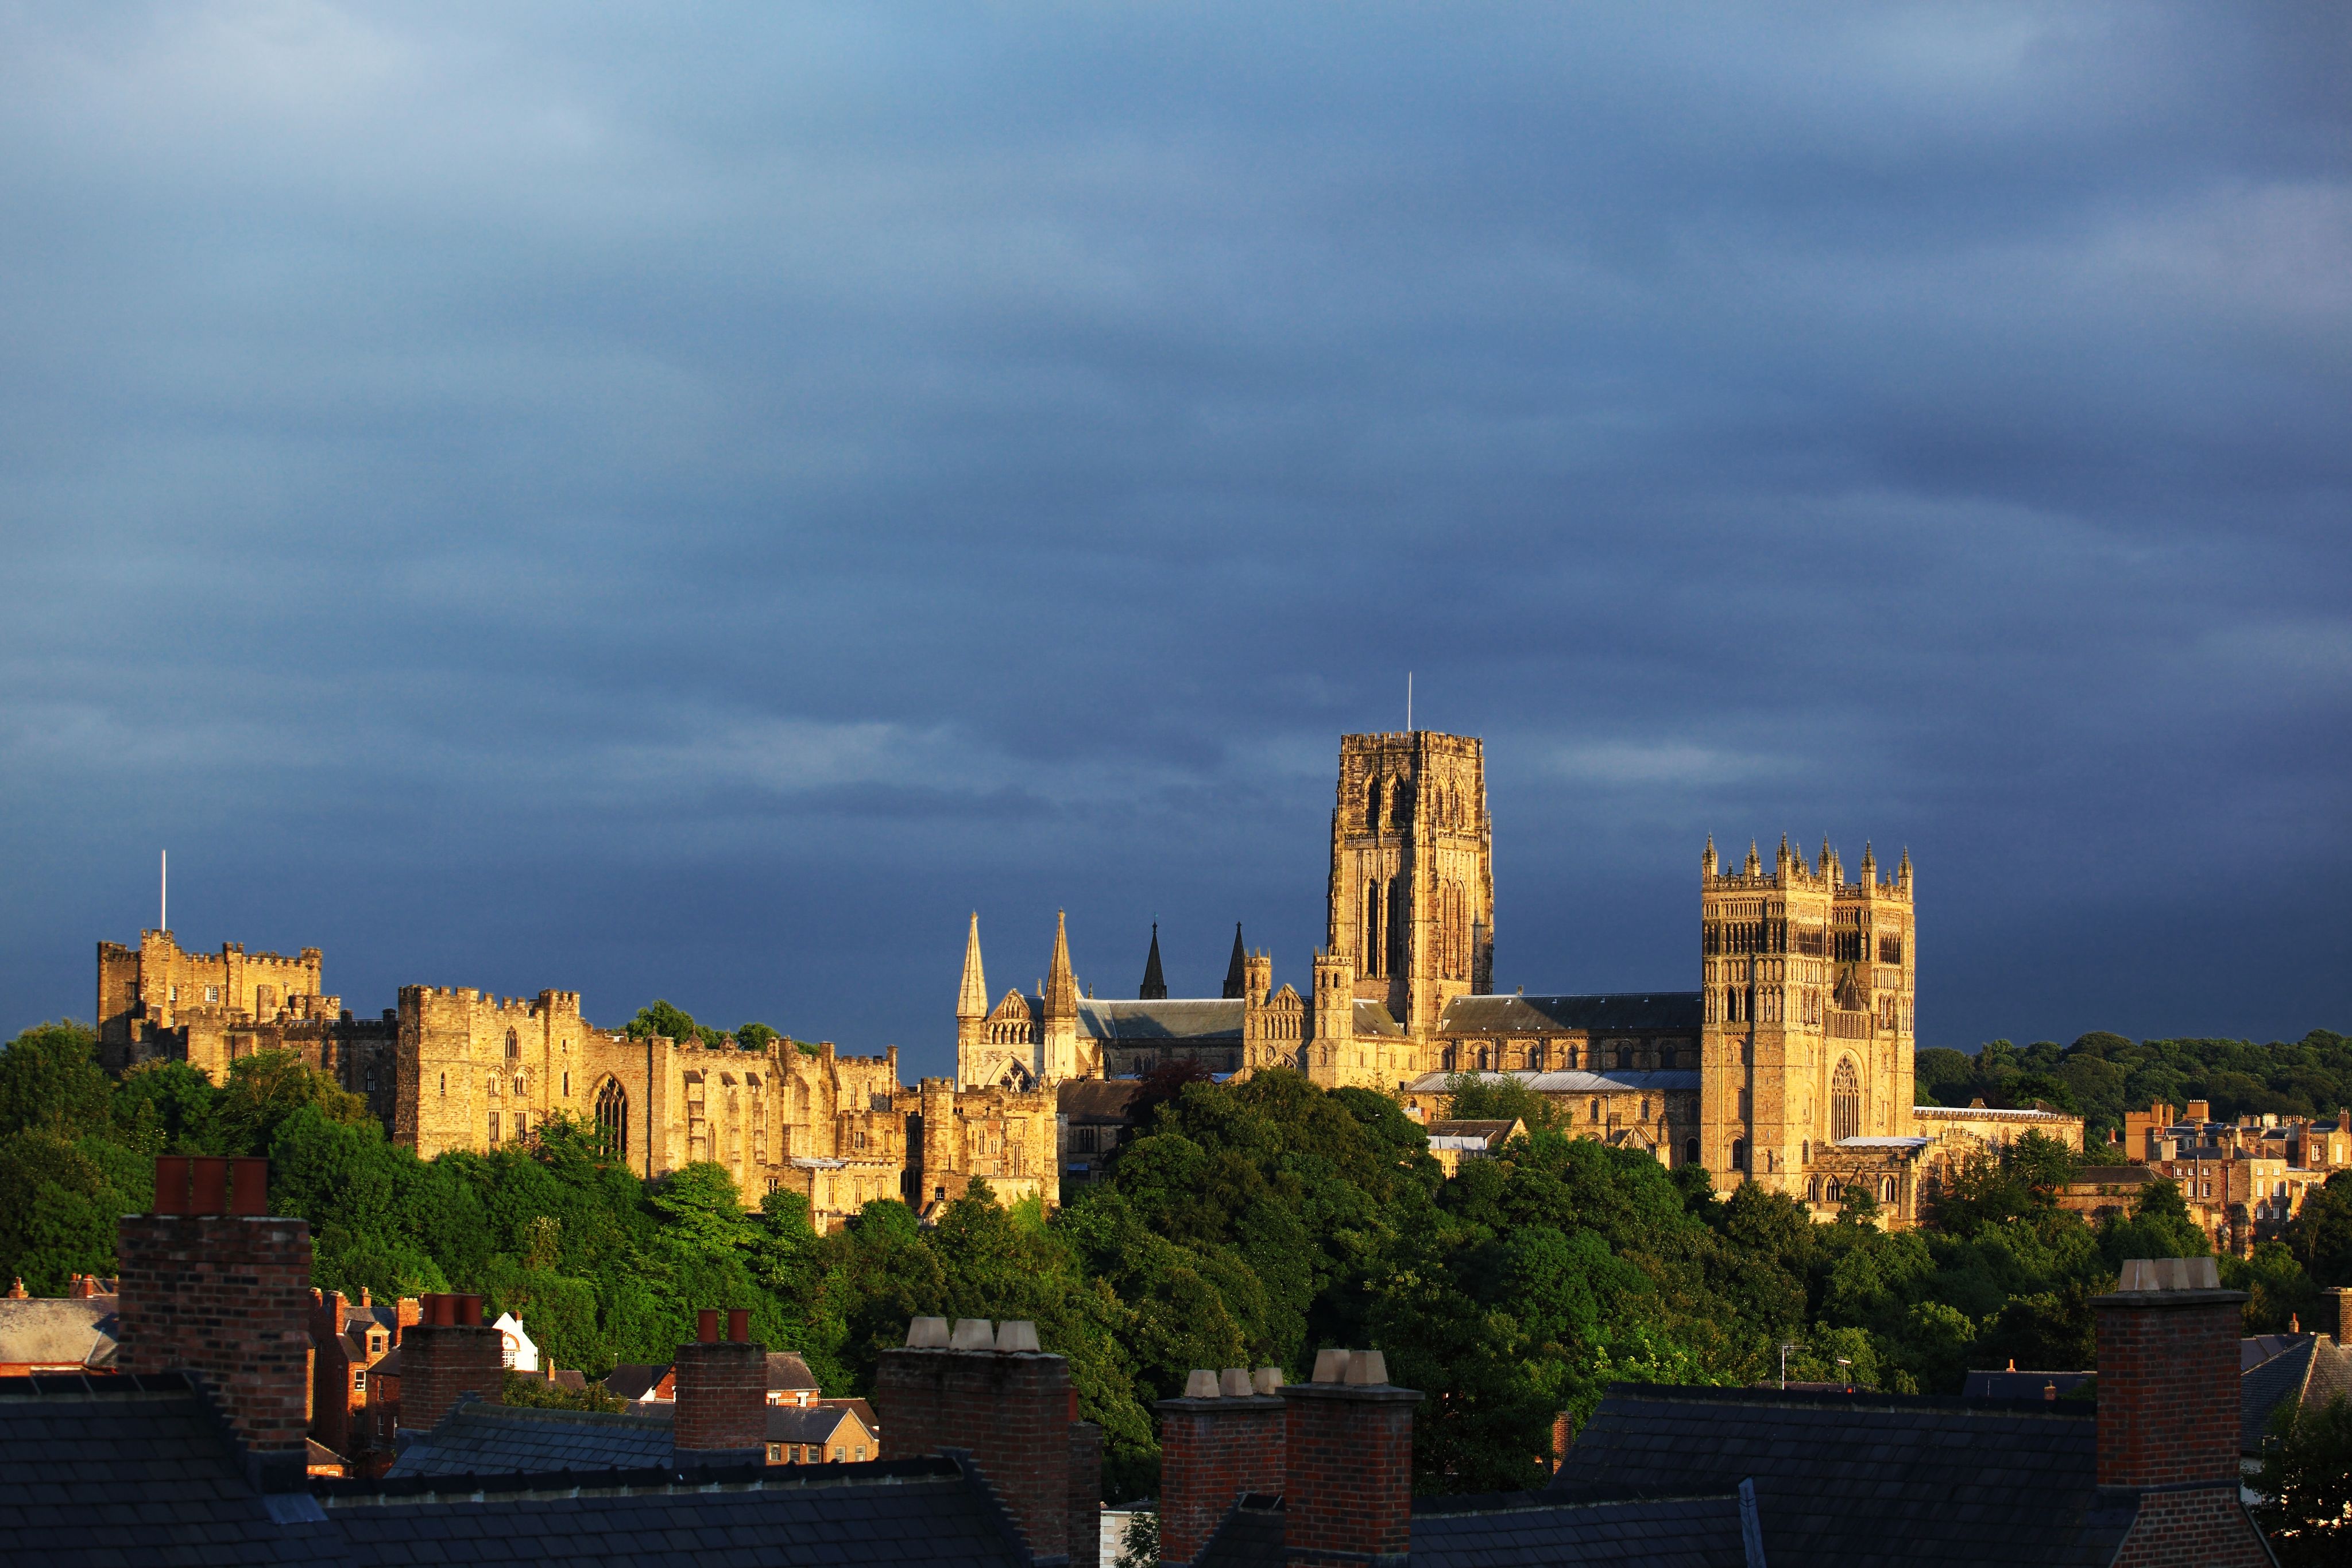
[[1243, 950, 1272, 1006], [1859, 842, 1877, 886], [1702, 835, 1718, 878], [1897, 847, 1913, 896], [1743, 840, 1762, 877]]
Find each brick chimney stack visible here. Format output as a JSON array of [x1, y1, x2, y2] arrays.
[[672, 1308, 767, 1465], [115, 1156, 312, 1491], [399, 1292, 503, 1436], [1280, 1349, 1422, 1568], [874, 1316, 1104, 1567], [2092, 1257, 2266, 1566], [1156, 1366, 1288, 1566], [2321, 1285, 2352, 1345]]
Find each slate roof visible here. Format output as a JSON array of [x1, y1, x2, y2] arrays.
[[0, 1297, 118, 1369], [0, 1372, 351, 1565], [604, 1363, 670, 1400], [1076, 998, 1243, 1043], [1958, 1370, 2093, 1401], [769, 1402, 869, 1446], [1437, 994, 1703, 1037], [767, 1352, 819, 1393], [1426, 1121, 1522, 1145], [1354, 1000, 1406, 1037], [1551, 1385, 2137, 1567], [325, 1457, 1031, 1568], [1, 1372, 1031, 1568], [386, 1401, 680, 1477], [1191, 1488, 1758, 1568], [2242, 1337, 2315, 1451]]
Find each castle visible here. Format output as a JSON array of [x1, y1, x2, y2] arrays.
[[956, 729, 1925, 1214], [95, 936, 1054, 1231]]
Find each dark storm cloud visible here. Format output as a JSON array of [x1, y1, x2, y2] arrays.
[[2, 2, 2346, 1062]]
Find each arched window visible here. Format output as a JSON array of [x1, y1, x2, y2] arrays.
[[1832, 1058, 1862, 1143], [1683, 1137, 1700, 1166], [1825, 1179, 1843, 1203], [1808, 1177, 1820, 1202], [1615, 1047, 1633, 1070], [1364, 881, 1382, 975], [1802, 1140, 1811, 1165], [1386, 877, 1405, 977], [1660, 1046, 1677, 1070], [505, 1028, 520, 1062], [595, 1078, 629, 1160], [1731, 1138, 1747, 1171], [1589, 1098, 1601, 1123], [1881, 1175, 1897, 1203], [1367, 777, 1382, 831]]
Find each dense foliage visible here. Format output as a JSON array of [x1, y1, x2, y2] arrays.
[[2256, 1395, 2352, 1567], [1916, 1030, 2352, 1143], [2, 1019, 2345, 1500]]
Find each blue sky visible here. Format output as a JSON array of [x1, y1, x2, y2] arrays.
[[2, 3, 2346, 1076]]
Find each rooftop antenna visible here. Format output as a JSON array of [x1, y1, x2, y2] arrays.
[[160, 850, 167, 933]]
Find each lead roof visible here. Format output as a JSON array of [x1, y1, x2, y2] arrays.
[[1436, 994, 1703, 1036]]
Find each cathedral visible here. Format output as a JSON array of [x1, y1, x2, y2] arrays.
[[954, 729, 1924, 1213]]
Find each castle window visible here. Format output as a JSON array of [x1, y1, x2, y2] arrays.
[[487, 1074, 500, 1097], [1615, 1047, 1632, 1070], [1367, 776, 1382, 831], [1684, 1137, 1699, 1166], [1881, 1176, 1897, 1202], [505, 1028, 519, 1062], [363, 1068, 376, 1092], [488, 1113, 500, 1148], [206, 986, 219, 1004], [1386, 877, 1404, 977], [1825, 1180, 1843, 1202], [1832, 1059, 1862, 1143], [1808, 1177, 1820, 1202], [595, 1079, 629, 1160], [1640, 1097, 1650, 1120], [513, 1074, 527, 1098], [1589, 1098, 1600, 1123], [563, 1071, 570, 1097], [1661, 1046, 1677, 1070], [1731, 1139, 1747, 1171]]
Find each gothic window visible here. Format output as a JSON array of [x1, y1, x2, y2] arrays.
[[1588, 1098, 1600, 1123], [1364, 881, 1381, 975], [1881, 1176, 1897, 1203], [1639, 1097, 1650, 1120], [1832, 1058, 1862, 1143], [1661, 1046, 1677, 1070], [1385, 877, 1405, 977], [1615, 1047, 1633, 1070], [1808, 1177, 1820, 1202], [513, 1112, 526, 1143], [1731, 1139, 1747, 1171], [1367, 777, 1382, 831], [363, 1067, 377, 1092], [1530, 1042, 1547, 1071], [488, 1113, 501, 1148], [595, 1078, 629, 1160], [505, 1028, 520, 1062], [488, 1074, 501, 1097], [1684, 1137, 1700, 1166], [1825, 1180, 1843, 1202], [513, 1074, 526, 1098]]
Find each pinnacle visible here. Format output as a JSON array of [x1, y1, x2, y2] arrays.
[[957, 912, 988, 1019]]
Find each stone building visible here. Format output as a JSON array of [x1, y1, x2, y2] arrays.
[[94, 942, 1043, 1232]]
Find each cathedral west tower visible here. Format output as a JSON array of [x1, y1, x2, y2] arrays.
[[1326, 731, 1494, 1039]]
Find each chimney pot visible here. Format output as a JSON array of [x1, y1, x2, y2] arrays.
[[1218, 1368, 1252, 1397], [1345, 1349, 1388, 1385], [1184, 1369, 1222, 1399], [950, 1317, 995, 1350], [229, 1157, 269, 1215], [727, 1308, 751, 1342], [905, 1315, 951, 1348], [190, 1157, 229, 1214], [698, 1308, 720, 1343], [1251, 1366, 1284, 1395], [995, 1319, 1041, 1353], [152, 1156, 193, 1215], [1311, 1348, 1351, 1383]]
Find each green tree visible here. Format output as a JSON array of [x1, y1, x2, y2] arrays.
[[2256, 1395, 2352, 1567], [0, 1023, 112, 1140], [211, 1051, 374, 1156], [736, 1023, 781, 1052], [1439, 1072, 1562, 1133], [625, 1000, 701, 1044]]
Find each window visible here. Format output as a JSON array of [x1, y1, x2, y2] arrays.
[[439, 1072, 446, 1097], [488, 1113, 501, 1147], [1640, 1097, 1650, 1120], [206, 986, 219, 1004], [488, 1074, 500, 1097], [769, 1445, 782, 1462], [363, 1067, 377, 1092], [1731, 1139, 1747, 1171], [512, 1112, 525, 1141], [505, 1028, 520, 1062], [1825, 1179, 1843, 1202], [353, 1371, 366, 1390], [856, 1445, 866, 1462], [832, 1446, 845, 1463], [1661, 1046, 1677, 1069], [1832, 1059, 1862, 1143], [1615, 1047, 1633, 1070], [1882, 1176, 1897, 1203], [803, 1446, 816, 1462], [563, 1071, 570, 1097], [595, 1079, 629, 1160], [1589, 1098, 1600, 1123], [1808, 1178, 1820, 1202], [1684, 1137, 1700, 1166]]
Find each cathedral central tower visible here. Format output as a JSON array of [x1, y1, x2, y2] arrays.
[[1326, 731, 1494, 1038]]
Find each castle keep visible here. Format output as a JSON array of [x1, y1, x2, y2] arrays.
[[956, 729, 1923, 1214]]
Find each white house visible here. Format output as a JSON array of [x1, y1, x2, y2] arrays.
[[490, 1310, 539, 1373]]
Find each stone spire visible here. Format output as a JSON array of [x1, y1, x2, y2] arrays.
[[1743, 840, 1762, 877], [1702, 835, 1718, 877], [957, 912, 988, 1021], [1897, 846, 1913, 894], [1045, 910, 1078, 1019], [1221, 923, 1248, 1000], [1859, 841, 1877, 884], [1140, 923, 1167, 1001]]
